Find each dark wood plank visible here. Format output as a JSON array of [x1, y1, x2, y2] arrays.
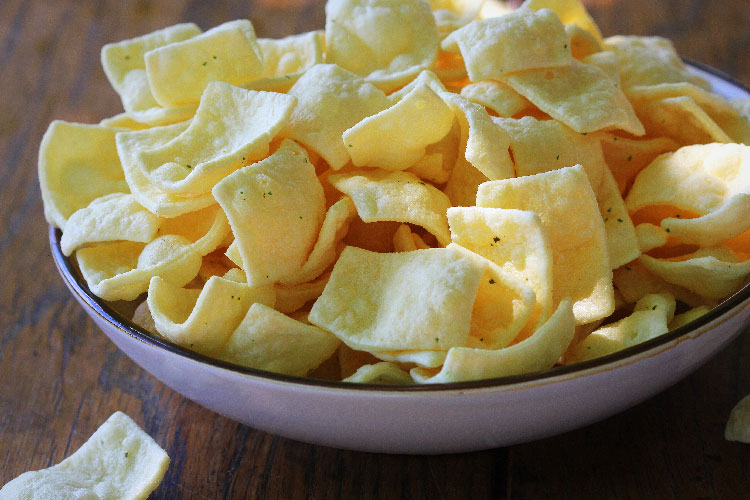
[[0, 1, 748, 499]]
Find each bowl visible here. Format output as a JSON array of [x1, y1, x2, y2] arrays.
[[50, 63, 750, 455]]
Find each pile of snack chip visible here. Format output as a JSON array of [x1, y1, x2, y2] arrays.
[[39, 0, 750, 384]]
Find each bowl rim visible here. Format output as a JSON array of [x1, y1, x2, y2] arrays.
[[49, 60, 750, 394]]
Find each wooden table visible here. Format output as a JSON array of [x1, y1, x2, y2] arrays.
[[1, 1, 748, 498]]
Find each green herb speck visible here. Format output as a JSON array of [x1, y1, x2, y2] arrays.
[[489, 279, 496, 284]]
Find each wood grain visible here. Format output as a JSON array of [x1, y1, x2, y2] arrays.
[[1, 1, 748, 498]]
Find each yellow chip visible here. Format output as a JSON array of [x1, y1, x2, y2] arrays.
[[478, 165, 614, 324], [447, 207, 553, 327], [116, 121, 217, 218], [393, 224, 419, 252], [635, 223, 670, 253], [635, 96, 733, 145], [60, 193, 161, 256], [565, 24, 603, 60], [639, 247, 750, 300], [725, 394, 750, 443], [343, 83, 454, 171], [275, 272, 331, 314], [660, 194, 750, 247], [39, 121, 129, 229], [281, 64, 390, 170], [411, 298, 574, 383], [257, 30, 324, 78], [213, 140, 325, 286], [580, 50, 619, 83], [522, 0, 603, 43], [342, 362, 413, 384], [138, 82, 296, 196], [501, 59, 645, 136], [325, 0, 439, 92], [145, 20, 264, 107], [626, 143, 750, 216], [597, 167, 640, 269], [605, 35, 710, 91], [217, 303, 340, 376], [443, 154, 490, 207], [281, 196, 357, 285], [441, 8, 571, 81], [101, 23, 201, 112], [132, 299, 158, 335], [613, 262, 711, 308], [404, 121, 458, 185], [669, 305, 711, 331], [563, 293, 675, 364], [460, 80, 532, 118], [308, 246, 486, 351], [598, 133, 679, 193], [440, 92, 515, 181], [100, 104, 198, 129], [0, 412, 168, 500], [494, 115, 606, 194], [147, 274, 275, 355], [329, 169, 452, 245], [449, 243, 537, 349]]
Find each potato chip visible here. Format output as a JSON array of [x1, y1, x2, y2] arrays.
[[635, 223, 670, 253], [100, 104, 198, 129], [612, 261, 710, 308], [116, 121, 217, 218], [493, 115, 606, 193], [325, 0, 439, 92], [148, 274, 275, 354], [501, 59, 645, 135], [411, 298, 574, 383], [213, 139, 326, 286], [477, 165, 614, 324], [138, 82, 296, 196], [77, 235, 202, 302], [669, 305, 711, 331], [725, 394, 750, 443], [447, 207, 553, 327], [605, 35, 710, 91], [132, 299, 158, 335], [330, 169, 452, 245], [404, 119, 458, 184], [597, 167, 640, 269], [60, 193, 161, 256], [580, 50, 619, 83], [565, 23, 603, 60], [337, 343, 382, 379], [441, 8, 571, 81], [598, 133, 679, 193], [258, 30, 324, 79], [660, 194, 750, 247], [0, 412, 168, 500], [281, 64, 390, 170], [39, 121, 129, 229], [343, 83, 454, 171], [449, 243, 537, 349], [281, 197, 357, 285], [275, 272, 330, 314], [145, 20, 264, 107], [635, 96, 733, 145], [217, 303, 340, 376], [101, 23, 201, 112], [626, 143, 750, 216], [443, 153, 491, 207], [368, 348, 446, 368], [440, 91, 515, 180], [460, 80, 532, 118], [522, 0, 603, 42], [393, 224, 419, 252], [308, 246, 485, 351], [639, 247, 750, 300], [342, 362, 413, 384], [563, 293, 675, 364]]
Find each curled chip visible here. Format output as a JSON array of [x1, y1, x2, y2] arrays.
[[522, 0, 603, 43], [309, 246, 485, 352], [325, 0, 439, 92], [101, 23, 201, 113], [343, 362, 413, 384], [478, 165, 614, 325], [145, 19, 264, 107], [442, 7, 571, 81], [0, 412, 168, 500]]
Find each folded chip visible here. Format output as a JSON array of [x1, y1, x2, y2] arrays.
[[0, 412, 168, 500], [145, 19, 264, 107], [309, 246, 486, 351]]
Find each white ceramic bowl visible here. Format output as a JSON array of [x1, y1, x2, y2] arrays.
[[50, 64, 750, 455]]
